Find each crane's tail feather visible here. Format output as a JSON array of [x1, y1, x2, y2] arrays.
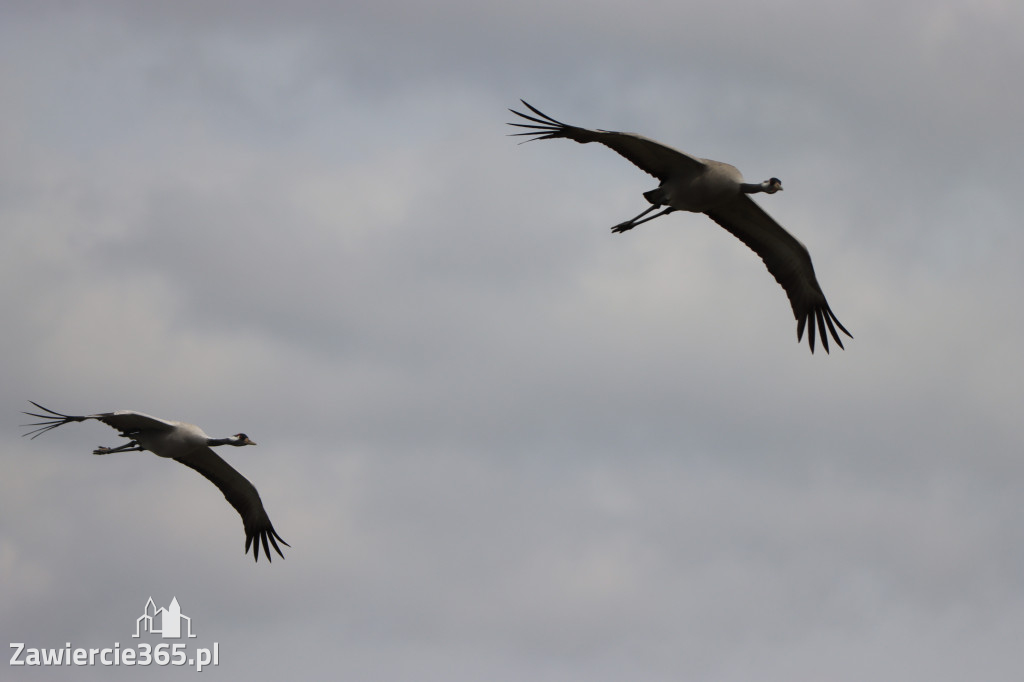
[[21, 401, 87, 439]]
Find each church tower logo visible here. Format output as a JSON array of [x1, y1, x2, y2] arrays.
[[133, 597, 197, 639]]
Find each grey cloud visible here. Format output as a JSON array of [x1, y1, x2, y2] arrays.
[[3, 2, 1024, 680]]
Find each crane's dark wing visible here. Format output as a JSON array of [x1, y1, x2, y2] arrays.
[[173, 446, 289, 563], [21, 403, 175, 439], [508, 100, 706, 182], [704, 195, 852, 353], [96, 411, 177, 436]]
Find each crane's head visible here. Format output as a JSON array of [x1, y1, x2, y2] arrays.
[[229, 433, 257, 447], [764, 177, 783, 194]]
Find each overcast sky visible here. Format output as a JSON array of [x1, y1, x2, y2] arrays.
[[3, 1, 1023, 679]]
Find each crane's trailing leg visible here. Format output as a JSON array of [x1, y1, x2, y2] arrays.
[[612, 206, 677, 233], [94, 442, 143, 455], [615, 203, 661, 228]]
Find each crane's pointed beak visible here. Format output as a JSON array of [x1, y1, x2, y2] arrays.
[[243, 437, 257, 446]]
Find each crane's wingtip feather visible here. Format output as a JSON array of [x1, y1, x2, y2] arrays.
[[27, 400, 59, 414], [20, 402, 87, 438], [519, 100, 547, 118], [823, 312, 845, 351], [512, 100, 569, 128], [833, 314, 853, 339], [246, 524, 288, 563], [797, 305, 852, 353], [508, 111, 555, 127], [817, 309, 830, 354], [267, 532, 287, 560]]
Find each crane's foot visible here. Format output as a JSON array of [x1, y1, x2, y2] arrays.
[[92, 441, 141, 455], [611, 222, 635, 233]]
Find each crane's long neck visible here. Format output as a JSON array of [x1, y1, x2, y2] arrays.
[[740, 178, 782, 195], [739, 182, 769, 194], [206, 434, 255, 447]]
